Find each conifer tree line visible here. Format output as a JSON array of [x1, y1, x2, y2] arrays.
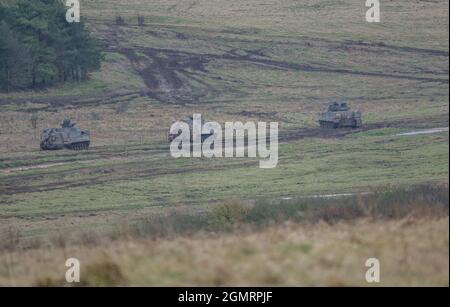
[[0, 0, 102, 92]]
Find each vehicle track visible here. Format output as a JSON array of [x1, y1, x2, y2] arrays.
[[1, 112, 448, 197], [0, 161, 257, 196], [110, 42, 449, 105]]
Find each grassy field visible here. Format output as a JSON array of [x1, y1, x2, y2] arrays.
[[1, 218, 447, 287], [1, 186, 448, 286], [0, 0, 448, 286]]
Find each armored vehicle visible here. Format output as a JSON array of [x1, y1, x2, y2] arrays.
[[319, 102, 362, 129], [40, 118, 90, 150], [168, 116, 214, 142]]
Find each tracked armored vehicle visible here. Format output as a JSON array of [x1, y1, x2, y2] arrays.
[[168, 116, 214, 143], [319, 102, 362, 129], [40, 118, 90, 150]]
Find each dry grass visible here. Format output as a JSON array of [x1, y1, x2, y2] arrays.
[[0, 185, 448, 287], [2, 184, 446, 251], [0, 216, 447, 287]]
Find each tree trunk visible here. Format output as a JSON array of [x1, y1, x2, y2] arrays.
[[6, 65, 10, 93]]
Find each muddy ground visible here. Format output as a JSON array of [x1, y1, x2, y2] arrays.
[[0, 22, 448, 203], [1, 113, 447, 197], [1, 27, 448, 110], [118, 44, 448, 104]]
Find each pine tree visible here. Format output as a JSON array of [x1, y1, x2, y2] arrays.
[[0, 0, 102, 91]]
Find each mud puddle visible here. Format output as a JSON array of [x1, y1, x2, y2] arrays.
[[280, 191, 372, 201], [395, 127, 449, 137]]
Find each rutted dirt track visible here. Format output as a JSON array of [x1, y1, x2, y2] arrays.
[[0, 90, 145, 112], [116, 45, 448, 104], [1, 28, 447, 109], [1, 25, 448, 196], [1, 113, 447, 171], [0, 161, 258, 196], [93, 23, 450, 105], [280, 114, 449, 142], [120, 47, 216, 104], [1, 114, 448, 196]]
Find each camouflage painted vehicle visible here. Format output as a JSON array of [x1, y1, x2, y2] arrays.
[[40, 118, 90, 150], [168, 116, 214, 142], [319, 102, 362, 129]]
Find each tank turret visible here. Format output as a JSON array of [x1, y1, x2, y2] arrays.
[[168, 116, 214, 142]]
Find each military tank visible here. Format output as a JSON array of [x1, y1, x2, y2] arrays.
[[168, 116, 214, 143], [40, 118, 90, 150], [319, 102, 362, 129]]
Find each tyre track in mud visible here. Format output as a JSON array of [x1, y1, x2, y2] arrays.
[[280, 114, 449, 142], [0, 144, 169, 171], [0, 90, 145, 112], [3, 29, 447, 110], [174, 27, 449, 58], [3, 113, 444, 172], [159, 46, 449, 82], [0, 161, 257, 196], [118, 47, 220, 104], [98, 22, 450, 105], [5, 26, 446, 110], [1, 114, 447, 196], [114, 44, 448, 104], [2, 26, 448, 195]]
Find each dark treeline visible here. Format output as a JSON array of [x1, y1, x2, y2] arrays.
[[0, 0, 102, 92]]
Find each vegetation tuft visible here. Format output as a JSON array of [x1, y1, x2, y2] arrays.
[[129, 184, 449, 238]]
